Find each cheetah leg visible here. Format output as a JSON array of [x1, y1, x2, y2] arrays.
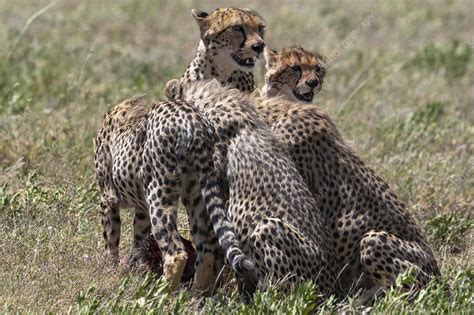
[[129, 207, 151, 265], [144, 170, 187, 291], [249, 218, 336, 296], [360, 230, 439, 299], [99, 195, 121, 264], [182, 174, 218, 296]]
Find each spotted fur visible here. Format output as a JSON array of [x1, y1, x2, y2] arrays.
[[93, 94, 258, 294], [179, 80, 340, 296], [262, 46, 326, 103], [180, 8, 266, 93], [254, 95, 440, 298], [162, 7, 267, 295], [94, 7, 267, 297], [167, 42, 440, 299]]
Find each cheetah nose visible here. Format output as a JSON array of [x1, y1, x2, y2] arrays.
[[306, 78, 320, 88], [251, 41, 265, 54]]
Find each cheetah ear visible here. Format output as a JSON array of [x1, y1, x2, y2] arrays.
[[264, 48, 278, 70], [191, 9, 209, 20], [241, 8, 254, 14], [164, 79, 181, 100], [191, 9, 212, 41]]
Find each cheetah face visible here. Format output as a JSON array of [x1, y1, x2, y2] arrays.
[[263, 47, 326, 103], [192, 8, 266, 72]]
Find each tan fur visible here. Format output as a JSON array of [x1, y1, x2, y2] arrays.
[[182, 8, 266, 92], [102, 95, 149, 130], [193, 8, 265, 44], [263, 46, 326, 102], [163, 251, 188, 291], [253, 96, 440, 297], [178, 80, 339, 296], [193, 253, 216, 296], [94, 84, 260, 298]]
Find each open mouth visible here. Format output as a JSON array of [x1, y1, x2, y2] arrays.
[[294, 90, 314, 103], [232, 55, 256, 68]]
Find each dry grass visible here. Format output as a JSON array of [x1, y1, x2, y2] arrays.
[[0, 0, 473, 313]]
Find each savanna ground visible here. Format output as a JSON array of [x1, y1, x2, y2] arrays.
[[0, 0, 473, 313]]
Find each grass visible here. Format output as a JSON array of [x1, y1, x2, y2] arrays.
[[0, 0, 473, 313]]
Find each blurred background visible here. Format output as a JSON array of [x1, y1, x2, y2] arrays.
[[0, 0, 472, 312]]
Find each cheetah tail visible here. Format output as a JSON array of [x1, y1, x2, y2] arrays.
[[199, 169, 259, 298], [190, 133, 259, 298]]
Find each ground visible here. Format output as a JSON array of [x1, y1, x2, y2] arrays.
[[0, 0, 473, 313]]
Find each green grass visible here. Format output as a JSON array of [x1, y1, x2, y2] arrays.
[[1, 0, 473, 313]]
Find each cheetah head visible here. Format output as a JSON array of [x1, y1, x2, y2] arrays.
[[263, 46, 326, 103], [192, 8, 266, 72]]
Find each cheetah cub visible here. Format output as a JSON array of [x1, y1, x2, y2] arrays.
[[93, 95, 257, 294], [261, 46, 326, 102], [255, 71, 440, 300]]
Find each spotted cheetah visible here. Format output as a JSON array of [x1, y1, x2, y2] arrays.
[[262, 46, 326, 102], [254, 50, 440, 297], [93, 95, 257, 293]]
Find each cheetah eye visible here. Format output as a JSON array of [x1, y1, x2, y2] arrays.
[[291, 65, 301, 72], [315, 65, 323, 73], [258, 25, 265, 34], [232, 25, 244, 32]]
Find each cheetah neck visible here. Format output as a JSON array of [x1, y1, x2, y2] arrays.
[[182, 41, 256, 93]]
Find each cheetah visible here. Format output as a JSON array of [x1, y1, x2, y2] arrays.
[[253, 49, 440, 298], [93, 95, 257, 293], [261, 46, 326, 102]]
